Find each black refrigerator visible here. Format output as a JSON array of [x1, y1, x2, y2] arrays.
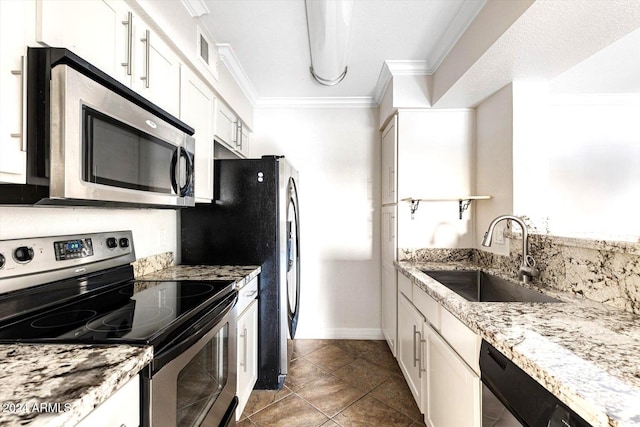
[[180, 155, 300, 390]]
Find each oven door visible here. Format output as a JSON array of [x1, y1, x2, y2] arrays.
[[49, 63, 194, 207], [147, 295, 237, 427]]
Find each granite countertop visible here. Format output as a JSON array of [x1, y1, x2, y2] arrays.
[[138, 265, 261, 289], [0, 344, 152, 427], [397, 260, 640, 427]]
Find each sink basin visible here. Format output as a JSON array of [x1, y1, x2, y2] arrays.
[[420, 270, 561, 303]]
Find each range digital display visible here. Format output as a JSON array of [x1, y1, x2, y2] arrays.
[[54, 238, 94, 261]]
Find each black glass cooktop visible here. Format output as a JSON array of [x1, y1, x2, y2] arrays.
[[0, 277, 235, 346]]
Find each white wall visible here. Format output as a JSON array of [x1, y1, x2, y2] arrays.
[[0, 207, 177, 259], [542, 93, 640, 240], [475, 84, 513, 255], [482, 80, 640, 242], [250, 106, 381, 339], [396, 110, 476, 249]]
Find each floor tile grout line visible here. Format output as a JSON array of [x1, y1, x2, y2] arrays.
[[241, 340, 420, 427]]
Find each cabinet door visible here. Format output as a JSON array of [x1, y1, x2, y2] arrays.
[[0, 0, 34, 183], [36, 0, 131, 85], [181, 68, 214, 202], [397, 292, 426, 411], [215, 101, 237, 147], [76, 375, 140, 427], [426, 324, 481, 427], [238, 124, 250, 157], [237, 299, 258, 419], [381, 205, 397, 355], [381, 115, 397, 205], [132, 21, 181, 117]]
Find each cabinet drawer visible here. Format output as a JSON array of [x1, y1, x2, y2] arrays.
[[398, 272, 412, 299], [413, 285, 440, 330], [237, 277, 258, 316], [440, 308, 480, 374]]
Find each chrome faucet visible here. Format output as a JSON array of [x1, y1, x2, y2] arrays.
[[481, 215, 539, 284]]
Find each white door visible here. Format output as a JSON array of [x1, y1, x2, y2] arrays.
[[381, 115, 397, 205]]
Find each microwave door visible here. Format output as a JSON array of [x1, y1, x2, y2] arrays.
[[46, 61, 195, 207]]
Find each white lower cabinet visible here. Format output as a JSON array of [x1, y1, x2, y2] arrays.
[[236, 278, 258, 420], [425, 323, 481, 427], [397, 292, 426, 411], [396, 271, 481, 426], [76, 375, 140, 427]]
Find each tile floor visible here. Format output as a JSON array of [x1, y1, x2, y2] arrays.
[[238, 340, 425, 427]]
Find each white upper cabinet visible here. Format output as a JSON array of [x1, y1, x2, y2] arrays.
[[238, 122, 251, 157], [214, 100, 251, 158], [181, 68, 215, 202], [0, 0, 34, 183], [381, 116, 398, 205], [36, 0, 181, 117], [215, 100, 237, 147], [36, 0, 131, 85], [131, 19, 181, 118]]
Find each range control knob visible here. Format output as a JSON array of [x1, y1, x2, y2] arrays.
[[14, 246, 34, 263], [0, 254, 5, 269], [106, 237, 118, 249], [119, 238, 130, 248]]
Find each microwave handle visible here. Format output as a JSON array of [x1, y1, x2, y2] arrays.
[[170, 147, 193, 197]]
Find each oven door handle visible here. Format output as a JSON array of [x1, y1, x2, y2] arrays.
[[153, 292, 237, 372]]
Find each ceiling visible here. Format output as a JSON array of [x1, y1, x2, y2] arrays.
[[198, 0, 485, 103]]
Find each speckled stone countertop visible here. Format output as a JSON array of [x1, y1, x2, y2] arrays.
[[0, 344, 152, 426], [397, 260, 640, 427], [138, 265, 261, 288]]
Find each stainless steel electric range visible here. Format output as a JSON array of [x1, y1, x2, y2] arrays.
[[0, 231, 238, 427]]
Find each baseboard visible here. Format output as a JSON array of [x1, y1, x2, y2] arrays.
[[294, 328, 384, 340]]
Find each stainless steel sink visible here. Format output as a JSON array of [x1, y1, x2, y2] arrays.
[[420, 270, 561, 303]]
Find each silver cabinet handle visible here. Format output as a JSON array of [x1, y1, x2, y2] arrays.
[[10, 55, 25, 151], [237, 122, 243, 151], [418, 331, 426, 378], [121, 11, 133, 75], [412, 324, 418, 368], [140, 29, 150, 88], [244, 290, 257, 298], [240, 327, 248, 372], [232, 121, 239, 147]]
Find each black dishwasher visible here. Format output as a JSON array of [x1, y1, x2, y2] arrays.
[[480, 340, 592, 427]]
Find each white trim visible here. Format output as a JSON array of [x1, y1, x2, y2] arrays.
[[256, 96, 377, 108], [180, 0, 209, 17], [427, 0, 486, 71], [216, 43, 259, 106], [294, 328, 385, 340], [373, 60, 432, 105]]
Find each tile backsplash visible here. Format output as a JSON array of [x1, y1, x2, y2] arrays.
[[400, 235, 640, 315]]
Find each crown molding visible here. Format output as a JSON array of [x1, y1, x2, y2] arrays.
[[373, 60, 432, 105], [256, 97, 377, 108], [216, 43, 259, 106], [427, 0, 486, 71], [181, 0, 210, 17]]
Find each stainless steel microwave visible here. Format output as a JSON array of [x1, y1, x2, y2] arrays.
[[2, 47, 195, 208]]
